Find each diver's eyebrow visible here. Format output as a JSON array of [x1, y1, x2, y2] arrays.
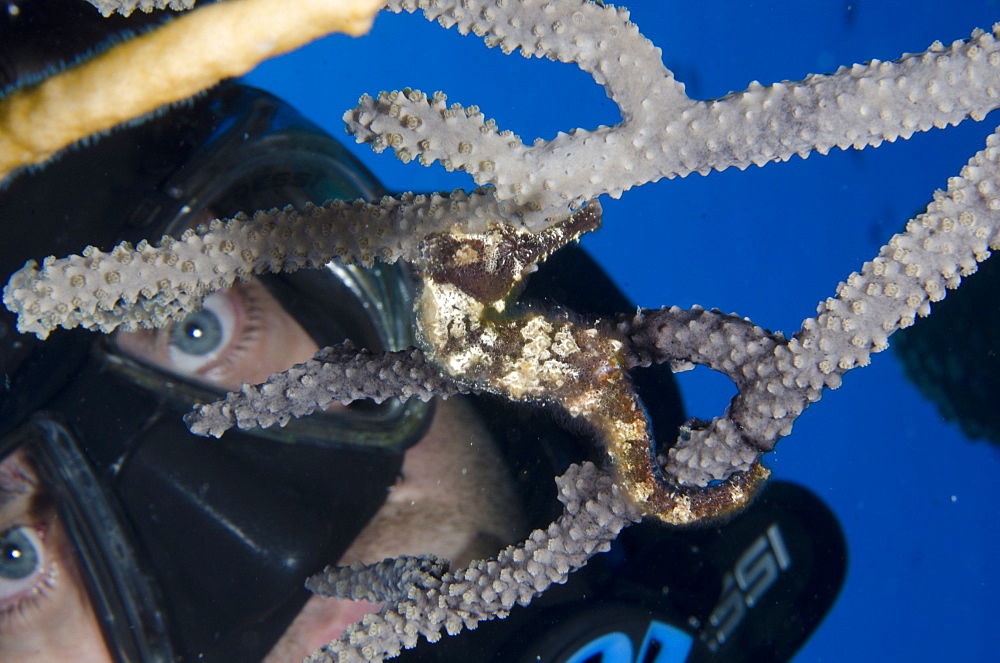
[[0, 490, 19, 510], [0, 473, 35, 505], [0, 484, 22, 501], [0, 482, 38, 516]]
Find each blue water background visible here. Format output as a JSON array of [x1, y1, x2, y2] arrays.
[[244, 1, 1000, 660]]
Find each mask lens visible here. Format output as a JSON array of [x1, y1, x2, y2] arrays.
[[101, 84, 431, 452]]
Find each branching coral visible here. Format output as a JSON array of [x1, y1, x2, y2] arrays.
[[349, 0, 1000, 229], [3, 0, 1000, 661], [304, 462, 641, 663]]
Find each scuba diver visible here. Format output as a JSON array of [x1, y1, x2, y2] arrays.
[[0, 2, 847, 661]]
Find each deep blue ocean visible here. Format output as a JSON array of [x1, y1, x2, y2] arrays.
[[245, 1, 999, 660]]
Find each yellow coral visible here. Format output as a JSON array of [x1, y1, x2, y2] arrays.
[[0, 0, 383, 183]]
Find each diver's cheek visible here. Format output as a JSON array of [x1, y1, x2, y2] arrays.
[[328, 397, 525, 575], [265, 398, 524, 659], [384, 397, 526, 564], [262, 596, 381, 663]]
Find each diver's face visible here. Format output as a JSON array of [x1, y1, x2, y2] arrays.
[[0, 451, 110, 662], [0, 276, 523, 662], [0, 280, 321, 663]]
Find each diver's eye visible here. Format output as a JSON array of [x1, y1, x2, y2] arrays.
[[167, 291, 237, 373], [0, 527, 38, 580], [172, 310, 223, 354], [0, 526, 43, 600]]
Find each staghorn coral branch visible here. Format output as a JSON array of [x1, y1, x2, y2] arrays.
[[347, 0, 1000, 229], [622, 306, 783, 484], [623, 127, 1000, 486], [305, 462, 644, 663], [185, 342, 468, 437], [3, 190, 510, 339], [306, 555, 450, 605], [4, 2, 1000, 660], [0, 0, 383, 183]]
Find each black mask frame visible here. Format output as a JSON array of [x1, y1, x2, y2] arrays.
[[0, 82, 435, 661]]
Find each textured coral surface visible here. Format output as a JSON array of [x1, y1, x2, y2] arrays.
[[2, 0, 998, 660], [242, 1, 999, 659]]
